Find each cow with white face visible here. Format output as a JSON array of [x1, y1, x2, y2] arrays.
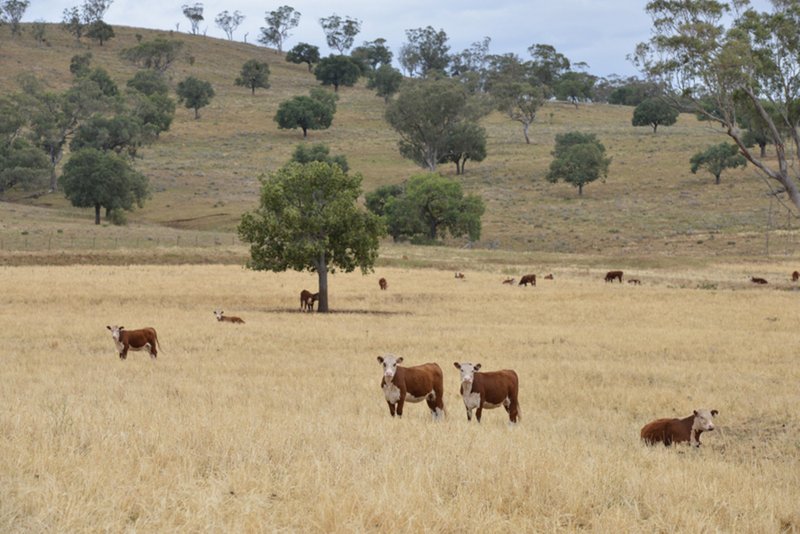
[[107, 325, 160, 360], [454, 362, 520, 424], [377, 354, 444, 420]]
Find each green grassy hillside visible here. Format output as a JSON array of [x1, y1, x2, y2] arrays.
[[1, 23, 796, 258]]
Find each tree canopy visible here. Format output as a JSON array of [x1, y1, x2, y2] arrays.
[[215, 10, 244, 40], [314, 55, 360, 92], [176, 76, 215, 119], [367, 64, 403, 103], [440, 122, 487, 175], [238, 161, 384, 312], [690, 143, 747, 185], [285, 42, 320, 72], [319, 14, 361, 54], [235, 59, 271, 95], [259, 5, 300, 52], [274, 89, 336, 138], [546, 132, 611, 195], [120, 38, 183, 72], [291, 143, 348, 173], [400, 26, 450, 77], [631, 97, 678, 133]]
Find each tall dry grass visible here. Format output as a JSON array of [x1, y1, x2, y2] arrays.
[[1, 262, 799, 532]]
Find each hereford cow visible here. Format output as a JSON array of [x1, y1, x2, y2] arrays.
[[377, 354, 444, 420], [106, 325, 160, 360], [640, 408, 718, 448], [544, 274, 554, 280], [502, 277, 515, 285], [605, 270, 623, 283], [379, 277, 388, 290], [455, 272, 466, 279], [628, 279, 642, 285], [300, 289, 318, 312], [213, 309, 245, 324], [792, 271, 799, 282], [453, 362, 520, 424], [751, 277, 768, 285], [518, 274, 536, 287]]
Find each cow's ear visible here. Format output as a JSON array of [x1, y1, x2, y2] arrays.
[[119, 326, 124, 330], [711, 409, 718, 417], [396, 357, 404, 364], [453, 362, 460, 369], [693, 410, 698, 416], [106, 326, 111, 331], [474, 364, 482, 371], [377, 356, 384, 364]]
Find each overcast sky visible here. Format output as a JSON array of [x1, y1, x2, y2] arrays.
[[23, 0, 773, 78]]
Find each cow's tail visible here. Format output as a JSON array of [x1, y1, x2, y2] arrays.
[[155, 332, 163, 354]]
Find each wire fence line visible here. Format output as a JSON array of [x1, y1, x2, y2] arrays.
[[0, 233, 244, 251]]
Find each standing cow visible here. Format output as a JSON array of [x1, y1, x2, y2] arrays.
[[377, 354, 444, 420], [379, 277, 388, 290], [453, 362, 520, 424], [605, 270, 623, 283], [300, 289, 318, 312], [106, 325, 160, 360], [519, 274, 536, 287]]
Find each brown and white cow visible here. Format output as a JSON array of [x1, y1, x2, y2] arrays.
[[605, 270, 623, 283], [379, 277, 388, 290], [377, 354, 444, 420], [518, 274, 536, 287], [300, 289, 318, 312], [628, 279, 642, 285], [640, 409, 718, 448], [792, 271, 799, 282], [106, 325, 160, 360], [455, 272, 466, 280], [213, 309, 245, 324], [544, 274, 554, 280], [453, 362, 520, 424], [502, 277, 515, 285]]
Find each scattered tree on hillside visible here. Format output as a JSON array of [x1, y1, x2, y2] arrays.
[[492, 81, 544, 144], [238, 161, 384, 313], [61, 7, 84, 41], [120, 38, 183, 72], [314, 55, 360, 92], [528, 43, 571, 96], [181, 3, 204, 35], [451, 36, 491, 78], [215, 10, 243, 40], [286, 42, 320, 72], [440, 122, 487, 175], [176, 76, 214, 119], [634, 0, 800, 212], [554, 71, 596, 107], [126, 70, 175, 137], [605, 76, 663, 106], [85, 20, 114, 46], [70, 115, 146, 158], [274, 89, 337, 138], [319, 14, 361, 54], [400, 26, 450, 77], [126, 69, 170, 96], [291, 142, 348, 173], [385, 78, 484, 171], [364, 183, 404, 217], [690, 143, 747, 185], [369, 173, 485, 242], [259, 5, 300, 52], [367, 64, 403, 103], [2, 0, 30, 36], [632, 97, 678, 133], [31, 20, 47, 45], [235, 59, 270, 95], [59, 148, 148, 224], [546, 131, 611, 196], [0, 95, 49, 193], [351, 38, 393, 73]]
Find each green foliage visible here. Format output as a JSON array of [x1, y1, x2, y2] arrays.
[[554, 71, 596, 106], [291, 143, 348, 173], [215, 10, 244, 41], [126, 70, 170, 96], [238, 161, 384, 312], [492, 81, 545, 144], [364, 183, 404, 217], [367, 64, 403, 103], [606, 77, 662, 106], [528, 43, 571, 96], [59, 148, 148, 224], [314, 55, 361, 92], [61, 6, 83, 41], [120, 38, 184, 72], [0, 137, 50, 193], [259, 5, 300, 52], [400, 26, 450, 77], [3, 0, 30, 35], [319, 14, 361, 54], [176, 76, 215, 120], [85, 20, 114, 46], [351, 38, 393, 73], [235, 59, 271, 95], [386, 78, 484, 171], [632, 97, 678, 133], [373, 173, 485, 242], [440, 122, 487, 175], [181, 3, 204, 35], [285, 42, 320, 72], [546, 132, 611, 195], [274, 89, 336, 138], [70, 114, 145, 157], [690, 143, 747, 184], [69, 53, 93, 77]]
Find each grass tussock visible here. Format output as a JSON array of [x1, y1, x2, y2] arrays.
[[1, 263, 799, 531]]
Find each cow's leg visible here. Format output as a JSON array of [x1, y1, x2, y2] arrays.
[[148, 342, 157, 360], [396, 396, 405, 418], [386, 402, 396, 417], [475, 401, 483, 423], [120, 343, 129, 360], [465, 406, 472, 421]]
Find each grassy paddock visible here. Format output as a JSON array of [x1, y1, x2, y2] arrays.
[[1, 262, 799, 532]]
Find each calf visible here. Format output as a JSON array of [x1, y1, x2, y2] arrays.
[[751, 277, 768, 285], [605, 270, 623, 283], [379, 277, 388, 290], [455, 272, 466, 279], [300, 289, 319, 312], [453, 362, 520, 424], [518, 274, 536, 287], [106, 325, 160, 360], [628, 279, 642, 285], [640, 409, 718, 448], [544, 274, 554, 280], [502, 277, 515, 285], [792, 271, 799, 282], [377, 354, 444, 420], [213, 309, 245, 324]]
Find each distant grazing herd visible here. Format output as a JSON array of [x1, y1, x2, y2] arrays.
[[105, 266, 798, 447]]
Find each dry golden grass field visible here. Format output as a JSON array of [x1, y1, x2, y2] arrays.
[[2, 256, 800, 532]]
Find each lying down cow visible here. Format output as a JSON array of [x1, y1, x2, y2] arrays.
[[106, 325, 161, 360], [377, 354, 444, 420]]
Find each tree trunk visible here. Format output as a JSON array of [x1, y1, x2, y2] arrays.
[[652, 124, 658, 133], [759, 143, 766, 158], [523, 122, 530, 144], [194, 107, 199, 120], [316, 254, 329, 313], [715, 173, 721, 185], [302, 127, 308, 138], [251, 85, 255, 95], [578, 184, 583, 196], [94, 203, 101, 224]]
